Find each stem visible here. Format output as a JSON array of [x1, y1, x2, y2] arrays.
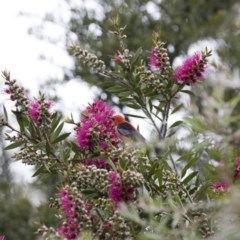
[[159, 100, 171, 139], [43, 131, 62, 166], [3, 122, 63, 167], [95, 208, 105, 222], [3, 122, 35, 142], [180, 184, 193, 204], [159, 85, 184, 139], [169, 154, 179, 178], [143, 108, 161, 137]]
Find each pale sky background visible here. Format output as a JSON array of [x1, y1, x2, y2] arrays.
[[0, 0, 99, 183], [0, 0, 220, 186]]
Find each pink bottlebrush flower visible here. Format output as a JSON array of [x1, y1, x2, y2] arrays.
[[58, 188, 80, 240], [76, 122, 92, 149], [108, 171, 135, 206], [0, 236, 5, 240], [76, 100, 119, 151], [149, 48, 162, 71], [149, 45, 170, 74], [28, 101, 41, 121], [28, 100, 52, 122], [81, 158, 108, 169], [173, 52, 207, 85], [108, 171, 123, 204], [113, 55, 123, 62], [58, 187, 92, 239], [59, 189, 74, 218], [108, 171, 118, 182], [211, 181, 229, 191], [233, 156, 240, 181]]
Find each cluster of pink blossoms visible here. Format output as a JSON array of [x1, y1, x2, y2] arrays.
[[57, 188, 81, 239], [211, 156, 240, 192], [211, 182, 229, 191], [28, 100, 52, 122], [76, 100, 119, 151], [173, 52, 207, 85], [113, 55, 123, 62], [108, 171, 135, 206], [149, 47, 169, 73], [57, 187, 91, 240], [81, 158, 108, 169], [57, 175, 136, 239], [149, 48, 208, 85]]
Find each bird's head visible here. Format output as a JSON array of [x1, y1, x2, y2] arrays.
[[111, 114, 125, 125]]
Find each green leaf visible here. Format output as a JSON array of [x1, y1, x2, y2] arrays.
[[180, 89, 194, 96], [118, 91, 132, 98], [50, 112, 62, 133], [28, 121, 36, 137], [98, 81, 116, 88], [169, 120, 183, 128], [32, 163, 56, 177], [182, 171, 198, 185], [52, 132, 71, 144], [34, 140, 47, 149], [4, 141, 25, 150], [126, 103, 141, 110], [167, 130, 176, 138], [50, 118, 66, 143], [13, 111, 26, 132], [171, 104, 183, 115], [69, 141, 82, 154], [188, 186, 199, 195], [45, 140, 52, 155], [3, 105, 8, 122], [119, 97, 133, 102], [130, 47, 142, 67], [153, 103, 164, 113], [124, 113, 145, 119], [107, 86, 124, 93], [32, 165, 46, 177], [54, 122, 64, 138], [194, 184, 209, 200], [181, 157, 197, 178]]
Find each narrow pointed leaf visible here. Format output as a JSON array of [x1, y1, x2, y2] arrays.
[[170, 120, 183, 128], [4, 141, 25, 150], [182, 171, 198, 185], [52, 132, 71, 144], [130, 47, 142, 67], [3, 105, 8, 122], [171, 104, 183, 115]]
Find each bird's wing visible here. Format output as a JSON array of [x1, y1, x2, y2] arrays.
[[117, 122, 145, 142]]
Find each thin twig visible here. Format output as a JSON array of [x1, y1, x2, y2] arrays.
[[180, 184, 193, 204], [3, 122, 34, 142], [169, 154, 179, 178], [159, 100, 171, 139], [143, 108, 162, 137]]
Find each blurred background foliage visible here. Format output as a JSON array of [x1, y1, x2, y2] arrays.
[[1, 0, 240, 239]]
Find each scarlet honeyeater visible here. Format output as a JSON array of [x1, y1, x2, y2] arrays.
[[111, 114, 145, 144]]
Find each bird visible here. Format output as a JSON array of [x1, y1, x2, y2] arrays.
[[111, 114, 145, 145]]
